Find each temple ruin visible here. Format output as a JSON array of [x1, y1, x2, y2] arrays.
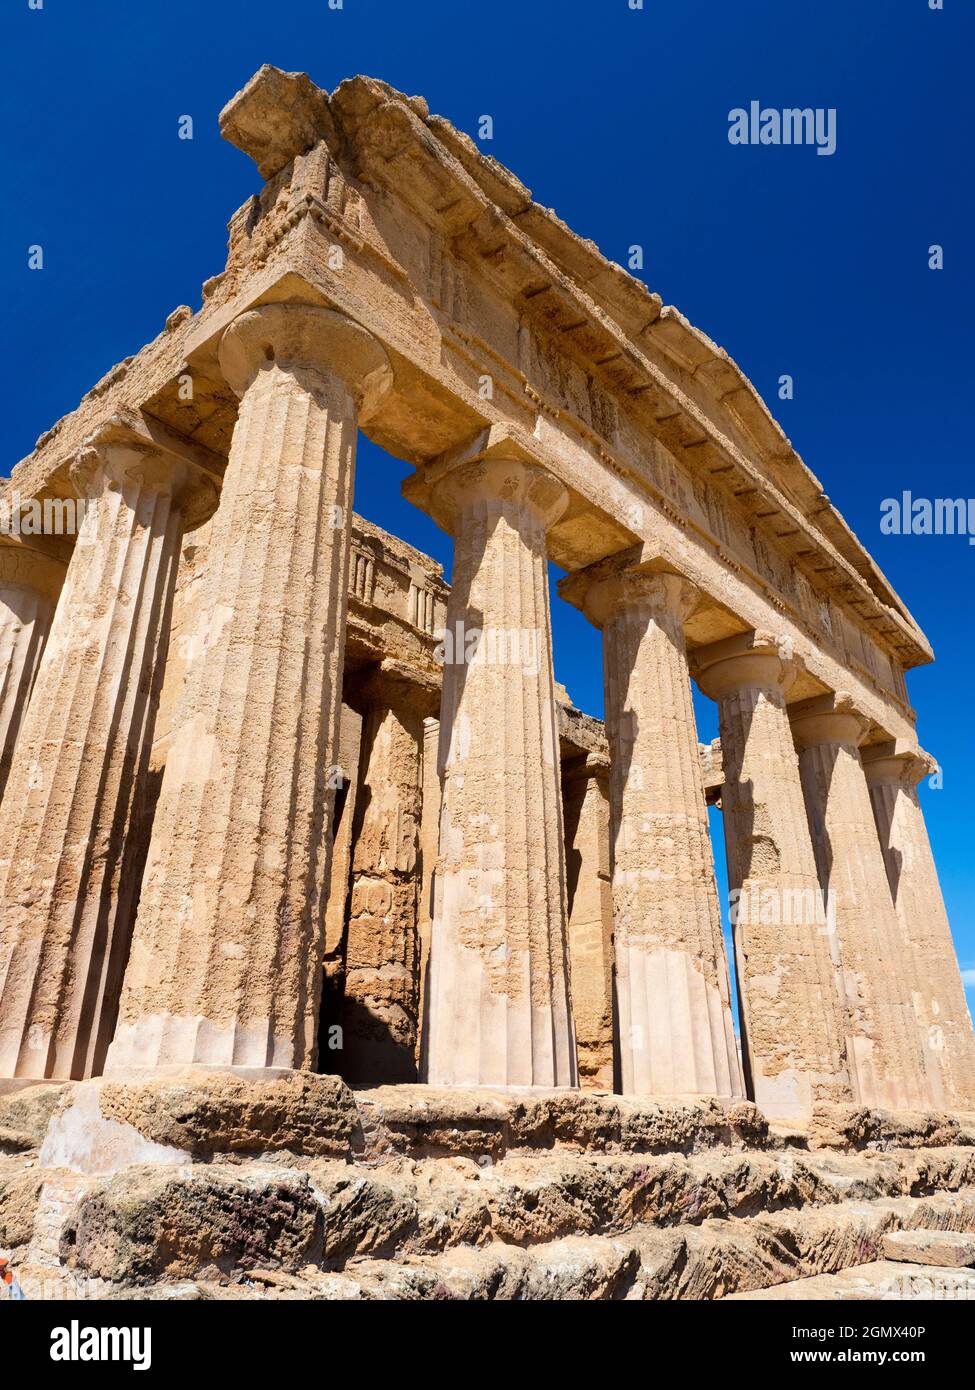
[[2, 66, 975, 1302]]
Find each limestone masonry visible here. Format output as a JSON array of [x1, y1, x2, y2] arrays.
[[1, 66, 974, 1301]]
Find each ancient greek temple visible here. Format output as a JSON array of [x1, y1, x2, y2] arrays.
[[2, 64, 973, 1129]]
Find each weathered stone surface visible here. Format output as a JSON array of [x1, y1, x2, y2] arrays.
[[4, 1076, 974, 1299], [60, 1164, 324, 1283], [306, 1161, 418, 1260], [353, 1084, 766, 1162], [235, 1186, 975, 1301], [219, 64, 332, 181], [882, 1227, 975, 1267], [0, 1081, 68, 1150], [808, 1102, 964, 1152], [96, 1070, 358, 1158], [728, 1258, 975, 1300], [0, 1159, 44, 1249]]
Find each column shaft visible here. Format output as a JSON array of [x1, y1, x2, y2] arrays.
[[598, 574, 741, 1098], [562, 757, 615, 1090], [342, 685, 424, 1082], [696, 638, 853, 1120], [792, 701, 929, 1111], [416, 716, 441, 1070], [865, 752, 975, 1109], [0, 433, 209, 1080], [106, 304, 391, 1073], [0, 541, 66, 802], [322, 706, 361, 989], [425, 457, 577, 1087]]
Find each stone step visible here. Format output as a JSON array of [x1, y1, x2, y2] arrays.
[[18, 1139, 975, 1299], [6, 1070, 975, 1301], [351, 1086, 769, 1162], [307, 1143, 975, 1260], [221, 1186, 975, 1301], [726, 1260, 975, 1301], [8, 1073, 972, 1172], [22, 1139, 975, 1288], [881, 1228, 975, 1267], [352, 1086, 975, 1163]]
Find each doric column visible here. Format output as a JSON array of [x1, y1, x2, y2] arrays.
[[863, 746, 975, 1110], [0, 538, 67, 802], [0, 421, 217, 1080], [341, 666, 432, 1083], [416, 715, 441, 1069], [694, 634, 853, 1120], [561, 752, 616, 1091], [579, 570, 742, 1099], [424, 451, 577, 1088], [791, 695, 930, 1111], [322, 703, 363, 998], [106, 304, 391, 1075]]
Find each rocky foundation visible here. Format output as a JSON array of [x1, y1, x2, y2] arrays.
[[2, 1073, 974, 1301]]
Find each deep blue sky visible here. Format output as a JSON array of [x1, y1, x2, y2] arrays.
[[4, 0, 973, 1014]]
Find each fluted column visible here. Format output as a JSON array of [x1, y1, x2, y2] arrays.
[[562, 753, 615, 1091], [424, 454, 577, 1088], [863, 747, 975, 1110], [694, 634, 853, 1120], [582, 572, 742, 1098], [106, 304, 391, 1074], [322, 702, 363, 1024], [342, 669, 429, 1083], [791, 695, 929, 1111], [0, 539, 66, 802], [416, 715, 441, 1070], [0, 422, 217, 1079]]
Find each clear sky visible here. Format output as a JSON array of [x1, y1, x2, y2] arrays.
[[3, 0, 973, 1021]]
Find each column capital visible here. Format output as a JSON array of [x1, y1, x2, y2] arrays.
[[692, 629, 802, 702], [570, 566, 698, 630], [789, 691, 870, 751], [71, 417, 220, 532], [861, 740, 934, 789], [0, 536, 67, 604], [406, 424, 568, 537], [429, 456, 567, 536], [217, 302, 392, 419]]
